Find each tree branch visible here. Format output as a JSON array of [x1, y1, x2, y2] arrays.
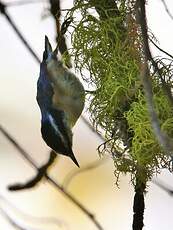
[[160, 0, 173, 21], [8, 151, 57, 191], [0, 207, 28, 230], [81, 116, 105, 142], [150, 38, 173, 59], [49, 0, 72, 68], [0, 193, 65, 228], [0, 1, 41, 64], [152, 179, 173, 196]]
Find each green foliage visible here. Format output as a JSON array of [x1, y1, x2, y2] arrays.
[[65, 0, 173, 186]]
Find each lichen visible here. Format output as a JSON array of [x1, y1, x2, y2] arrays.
[[65, 0, 173, 186]]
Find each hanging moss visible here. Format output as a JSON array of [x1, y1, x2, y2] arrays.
[[65, 0, 173, 186]]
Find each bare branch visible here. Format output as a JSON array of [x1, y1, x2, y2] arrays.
[[0, 206, 59, 230], [0, 125, 37, 168], [0, 194, 65, 228], [0, 125, 104, 230], [8, 151, 57, 191], [49, 0, 72, 68], [152, 179, 173, 196], [160, 0, 173, 21], [81, 116, 105, 142], [0, 207, 28, 230], [0, 2, 41, 64], [150, 38, 173, 59]]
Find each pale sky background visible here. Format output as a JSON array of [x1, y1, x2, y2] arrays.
[[0, 0, 173, 230]]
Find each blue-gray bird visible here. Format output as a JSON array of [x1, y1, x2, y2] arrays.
[[36, 36, 85, 167]]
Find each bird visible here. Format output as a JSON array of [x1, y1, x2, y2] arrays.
[[36, 36, 85, 167]]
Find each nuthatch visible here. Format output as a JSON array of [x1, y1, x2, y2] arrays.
[[36, 36, 85, 167]]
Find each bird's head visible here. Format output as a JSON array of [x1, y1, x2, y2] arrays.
[[41, 108, 79, 167], [43, 35, 56, 62], [43, 36, 63, 65], [42, 36, 63, 76]]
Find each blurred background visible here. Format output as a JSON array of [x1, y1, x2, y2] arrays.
[[0, 0, 173, 229]]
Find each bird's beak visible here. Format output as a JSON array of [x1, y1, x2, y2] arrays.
[[70, 150, 80, 167]]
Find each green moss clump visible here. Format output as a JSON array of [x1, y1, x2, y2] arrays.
[[65, 0, 173, 186]]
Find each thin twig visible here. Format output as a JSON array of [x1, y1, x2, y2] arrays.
[[0, 207, 28, 230], [63, 157, 109, 188], [150, 38, 173, 59], [0, 125, 104, 230], [0, 1, 41, 64], [160, 0, 173, 21], [49, 0, 72, 68], [81, 116, 105, 142], [46, 176, 103, 230], [0, 125, 37, 168], [0, 194, 65, 228], [0, 206, 50, 230], [152, 179, 173, 196], [8, 151, 57, 191]]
